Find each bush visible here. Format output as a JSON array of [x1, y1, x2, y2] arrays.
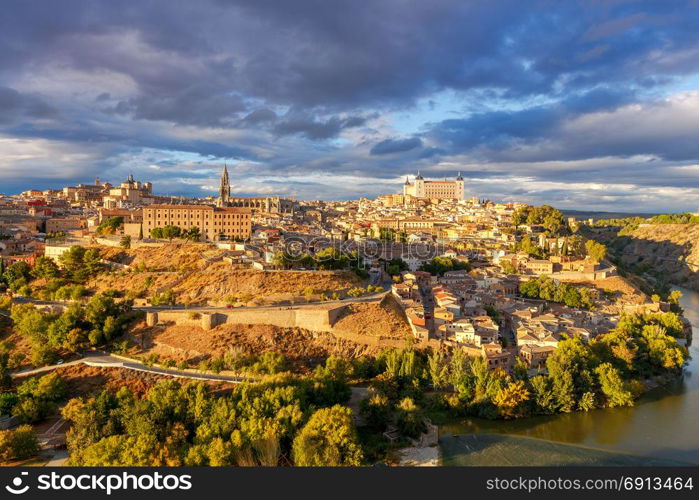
[[97, 216, 124, 235], [151, 289, 176, 306], [11, 373, 68, 423], [0, 393, 19, 415], [30, 343, 59, 367], [360, 393, 392, 431], [292, 405, 363, 466], [0, 425, 40, 462], [395, 397, 426, 438], [251, 352, 287, 375], [209, 358, 226, 374], [12, 398, 53, 424]]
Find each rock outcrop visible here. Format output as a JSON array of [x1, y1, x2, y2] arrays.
[[593, 224, 699, 291]]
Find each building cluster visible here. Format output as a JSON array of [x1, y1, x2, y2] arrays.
[[391, 264, 619, 373], [1, 167, 302, 266], [4, 168, 629, 377]]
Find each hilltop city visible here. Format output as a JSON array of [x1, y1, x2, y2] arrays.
[[0, 167, 692, 466]]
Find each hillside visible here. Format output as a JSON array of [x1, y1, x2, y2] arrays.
[[125, 295, 412, 370], [586, 224, 699, 291], [91, 244, 365, 305], [97, 243, 222, 271]]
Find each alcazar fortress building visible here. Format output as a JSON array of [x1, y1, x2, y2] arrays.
[[403, 171, 465, 200]]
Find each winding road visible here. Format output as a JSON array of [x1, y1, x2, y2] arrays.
[[11, 288, 389, 313], [11, 351, 248, 383]]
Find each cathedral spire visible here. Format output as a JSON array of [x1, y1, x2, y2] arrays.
[[217, 164, 231, 207]]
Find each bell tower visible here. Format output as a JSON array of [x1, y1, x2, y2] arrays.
[[217, 164, 231, 207], [414, 170, 425, 198]]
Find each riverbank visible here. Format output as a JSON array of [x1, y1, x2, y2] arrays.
[[440, 434, 691, 466], [437, 285, 699, 465]]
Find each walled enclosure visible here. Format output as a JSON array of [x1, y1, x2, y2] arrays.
[[145, 303, 349, 332]]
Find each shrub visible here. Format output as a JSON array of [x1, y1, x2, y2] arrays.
[[0, 425, 40, 462], [292, 405, 363, 466]]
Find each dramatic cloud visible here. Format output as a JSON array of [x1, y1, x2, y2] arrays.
[[370, 137, 423, 155], [0, 0, 699, 211], [0, 87, 58, 125]]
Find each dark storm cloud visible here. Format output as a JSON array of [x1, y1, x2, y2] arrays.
[[418, 147, 447, 159], [111, 87, 247, 127], [273, 112, 370, 140], [429, 87, 636, 151], [426, 86, 699, 165], [239, 108, 277, 125], [370, 137, 423, 155], [0, 87, 58, 125], [3, 0, 695, 118], [1, 0, 699, 210]]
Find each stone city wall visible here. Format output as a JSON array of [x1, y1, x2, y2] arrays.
[[146, 303, 348, 332]]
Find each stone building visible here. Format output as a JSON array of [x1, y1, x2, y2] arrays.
[[142, 204, 251, 241], [102, 174, 154, 208], [403, 171, 465, 199]]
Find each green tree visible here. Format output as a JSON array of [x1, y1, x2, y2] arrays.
[[493, 380, 530, 419], [419, 256, 470, 275], [595, 363, 634, 407], [0, 425, 40, 462], [529, 375, 557, 415], [395, 397, 426, 438], [291, 405, 363, 466], [0, 351, 12, 389], [59, 246, 103, 281], [519, 278, 540, 298], [386, 258, 409, 276], [96, 216, 124, 235], [31, 256, 60, 279], [427, 351, 449, 389], [161, 225, 182, 241], [359, 393, 392, 431], [10, 304, 51, 343], [518, 234, 544, 258], [184, 226, 201, 241], [500, 261, 518, 274], [11, 374, 67, 424], [552, 370, 576, 413], [546, 336, 597, 410], [585, 240, 607, 263], [47, 303, 86, 349], [3, 261, 31, 286]]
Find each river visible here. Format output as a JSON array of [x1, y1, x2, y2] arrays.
[[440, 286, 699, 465]]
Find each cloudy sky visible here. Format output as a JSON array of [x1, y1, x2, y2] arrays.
[[2, 0, 699, 212]]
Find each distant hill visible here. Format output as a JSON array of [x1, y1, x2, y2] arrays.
[[584, 223, 699, 292], [562, 209, 658, 221]]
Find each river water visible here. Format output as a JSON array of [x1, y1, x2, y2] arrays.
[[441, 286, 699, 465]]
